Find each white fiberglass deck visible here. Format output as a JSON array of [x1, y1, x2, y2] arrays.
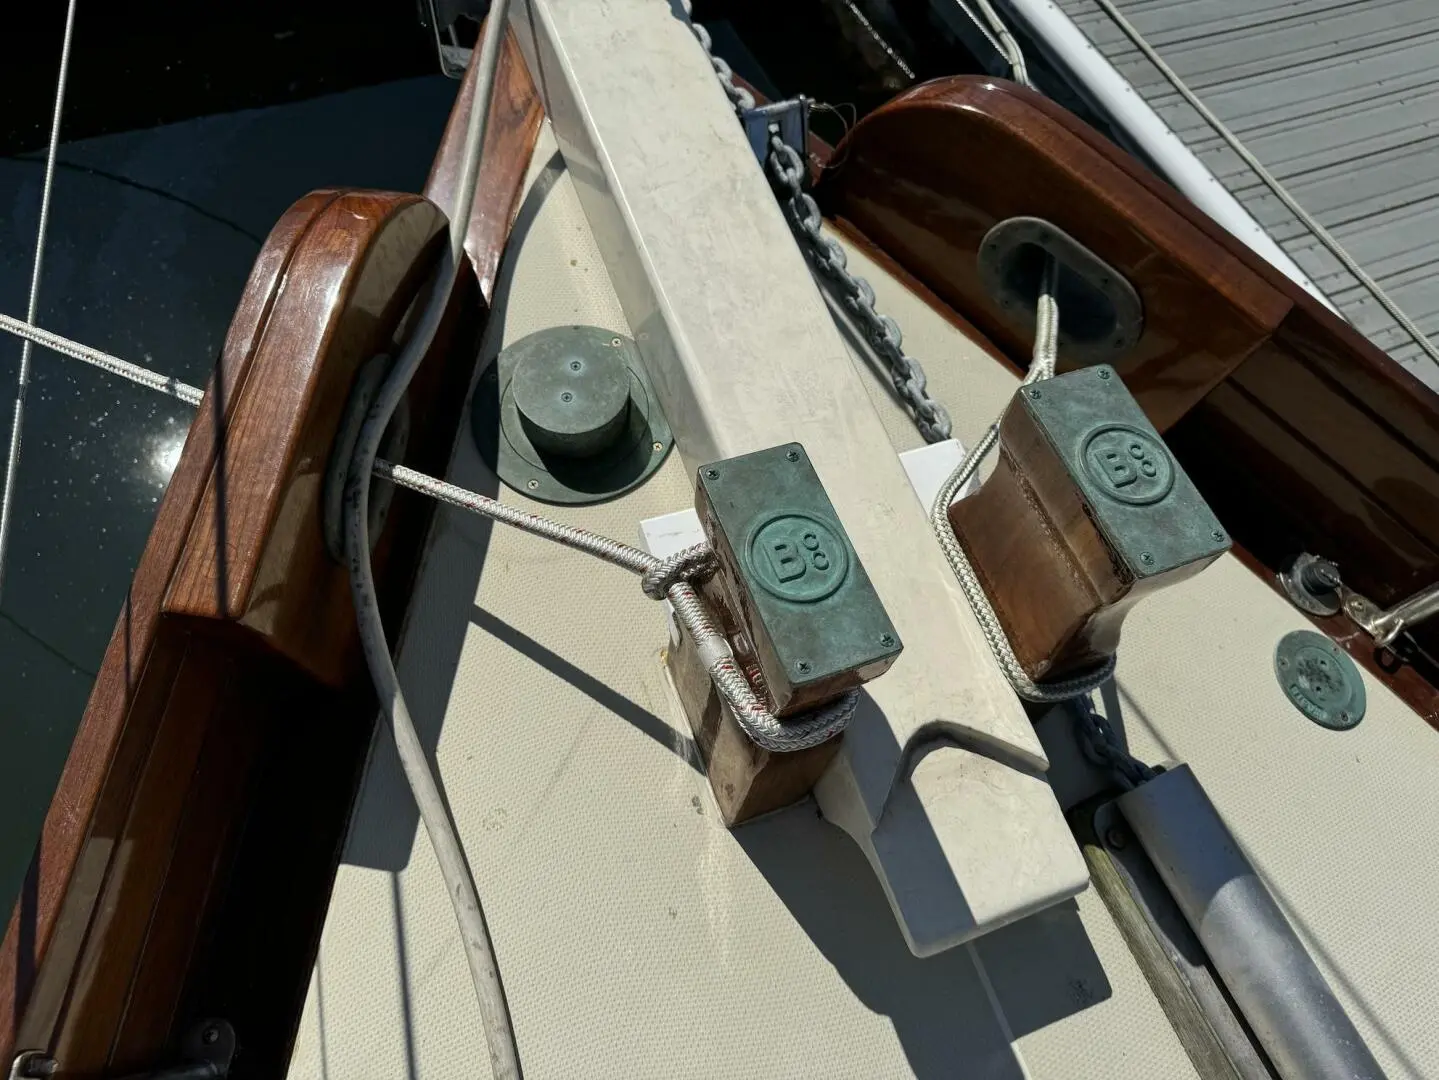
[[286, 123, 1439, 1079]]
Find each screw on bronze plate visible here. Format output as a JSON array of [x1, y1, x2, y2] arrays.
[[1140, 552, 1154, 565], [1213, 530, 1226, 542], [704, 468, 719, 480], [526, 479, 539, 491], [652, 441, 663, 452], [611, 337, 622, 347], [570, 360, 582, 371], [796, 660, 812, 674], [880, 633, 895, 647], [202, 1026, 221, 1046], [1098, 369, 1111, 380], [1030, 388, 1042, 398], [785, 449, 800, 462]]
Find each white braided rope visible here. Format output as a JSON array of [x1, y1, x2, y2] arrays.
[[929, 258, 1117, 702], [377, 461, 856, 752], [973, 0, 1032, 86], [0, 314, 204, 406], [0, 293, 847, 752]]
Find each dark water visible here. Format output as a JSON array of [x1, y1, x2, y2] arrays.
[[0, 74, 456, 922]]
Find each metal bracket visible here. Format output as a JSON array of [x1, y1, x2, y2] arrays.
[[977, 216, 1144, 361], [113, 1019, 236, 1080], [1342, 580, 1439, 648], [740, 98, 810, 168], [1279, 551, 1439, 647], [423, 0, 485, 78], [8, 1053, 54, 1080], [11, 1021, 235, 1080]]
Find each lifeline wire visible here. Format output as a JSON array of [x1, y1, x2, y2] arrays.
[[1085, 0, 1439, 370], [0, 0, 80, 603]]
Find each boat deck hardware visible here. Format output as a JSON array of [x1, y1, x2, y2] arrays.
[[1277, 553, 1342, 616], [695, 442, 902, 718], [423, 0, 484, 78], [1077, 798, 1275, 1080], [948, 365, 1228, 680], [8, 1053, 54, 1080], [107, 1020, 235, 1080], [740, 97, 811, 167], [1274, 629, 1365, 730], [976, 216, 1144, 361], [1118, 766, 1384, 1079], [1279, 552, 1439, 648], [471, 325, 672, 505], [1342, 580, 1439, 648]]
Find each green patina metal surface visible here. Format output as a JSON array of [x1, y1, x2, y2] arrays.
[[1274, 630, 1366, 730], [1021, 366, 1229, 579], [698, 443, 901, 693], [470, 325, 672, 505]]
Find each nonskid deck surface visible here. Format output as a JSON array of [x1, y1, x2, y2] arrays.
[[288, 124, 1439, 1079]]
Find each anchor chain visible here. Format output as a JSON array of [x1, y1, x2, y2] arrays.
[[688, 21, 952, 444], [690, 18, 1161, 791]]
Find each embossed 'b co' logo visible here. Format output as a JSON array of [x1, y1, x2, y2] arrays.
[[1081, 424, 1175, 506], [746, 513, 850, 603]]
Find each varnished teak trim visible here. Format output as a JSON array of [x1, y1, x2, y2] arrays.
[[818, 76, 1439, 726], [2, 27, 545, 1074]]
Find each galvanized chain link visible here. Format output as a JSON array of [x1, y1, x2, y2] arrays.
[[690, 23, 755, 112], [688, 20, 952, 444], [765, 136, 953, 443], [689, 18, 1151, 783]]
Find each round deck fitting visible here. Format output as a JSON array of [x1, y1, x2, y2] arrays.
[[1277, 553, 1343, 616], [1274, 630, 1365, 730], [471, 325, 672, 505]]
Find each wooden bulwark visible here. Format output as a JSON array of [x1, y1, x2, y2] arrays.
[[1, 188, 444, 1077], [1, 28, 543, 1077], [817, 76, 1439, 726], [815, 78, 1290, 433]]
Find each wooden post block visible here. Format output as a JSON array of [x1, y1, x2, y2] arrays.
[[948, 366, 1229, 681], [665, 597, 841, 825]]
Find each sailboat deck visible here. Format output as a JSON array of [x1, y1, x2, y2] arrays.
[[1053, 0, 1439, 390], [286, 122, 1439, 1080]]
